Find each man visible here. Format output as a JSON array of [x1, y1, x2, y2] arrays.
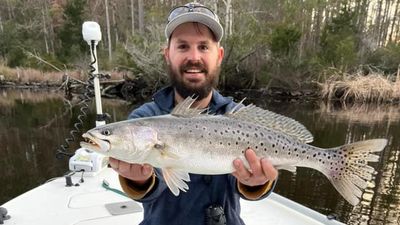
[[109, 2, 278, 224]]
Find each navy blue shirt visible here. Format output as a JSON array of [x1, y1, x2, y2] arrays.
[[126, 86, 274, 225]]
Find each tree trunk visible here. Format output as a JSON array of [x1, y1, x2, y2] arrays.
[[138, 0, 144, 34], [379, 0, 391, 46], [212, 0, 218, 14], [0, 16, 3, 33], [374, 0, 383, 46], [389, 0, 400, 42], [6, 0, 14, 19], [131, 0, 135, 35], [112, 0, 119, 44], [105, 0, 113, 62], [42, 8, 49, 54], [222, 0, 232, 37]]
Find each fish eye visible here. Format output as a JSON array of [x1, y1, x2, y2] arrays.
[[102, 129, 112, 136]]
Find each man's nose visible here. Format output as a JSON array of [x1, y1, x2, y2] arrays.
[[187, 48, 201, 61]]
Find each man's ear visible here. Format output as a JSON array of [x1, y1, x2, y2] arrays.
[[163, 47, 170, 64], [218, 46, 224, 65]]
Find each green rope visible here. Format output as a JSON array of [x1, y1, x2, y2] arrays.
[[102, 179, 129, 198]]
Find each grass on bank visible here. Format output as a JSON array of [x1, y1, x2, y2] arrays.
[[319, 68, 400, 103], [0, 63, 124, 85]]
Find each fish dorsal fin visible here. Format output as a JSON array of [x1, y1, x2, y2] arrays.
[[171, 96, 208, 117], [227, 104, 314, 143]]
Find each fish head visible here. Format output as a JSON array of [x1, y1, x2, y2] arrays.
[[80, 122, 159, 164]]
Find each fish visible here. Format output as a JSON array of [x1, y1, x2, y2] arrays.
[[80, 97, 387, 206]]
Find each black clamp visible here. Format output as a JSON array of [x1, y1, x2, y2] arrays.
[[0, 207, 10, 224], [96, 113, 111, 122], [205, 204, 226, 225]]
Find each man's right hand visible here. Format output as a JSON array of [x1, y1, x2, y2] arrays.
[[109, 157, 154, 186]]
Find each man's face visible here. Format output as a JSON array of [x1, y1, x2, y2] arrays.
[[164, 22, 224, 99]]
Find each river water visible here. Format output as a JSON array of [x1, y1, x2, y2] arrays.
[[0, 89, 399, 224]]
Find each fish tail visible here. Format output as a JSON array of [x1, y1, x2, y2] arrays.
[[323, 139, 387, 205]]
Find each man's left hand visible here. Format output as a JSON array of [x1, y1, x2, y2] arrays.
[[232, 148, 278, 186]]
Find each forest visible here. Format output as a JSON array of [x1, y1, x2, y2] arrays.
[[0, 0, 399, 96]]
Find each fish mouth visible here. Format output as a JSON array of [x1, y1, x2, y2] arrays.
[[80, 132, 110, 152]]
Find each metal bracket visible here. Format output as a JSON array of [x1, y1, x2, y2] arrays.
[[104, 201, 142, 216]]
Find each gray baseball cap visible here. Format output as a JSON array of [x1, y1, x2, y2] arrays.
[[165, 2, 223, 42]]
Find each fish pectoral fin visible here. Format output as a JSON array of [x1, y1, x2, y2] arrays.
[[162, 168, 191, 196], [276, 165, 297, 173]]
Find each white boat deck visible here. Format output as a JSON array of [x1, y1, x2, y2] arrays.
[[1, 168, 345, 225]]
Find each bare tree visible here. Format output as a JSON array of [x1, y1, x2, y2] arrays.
[[131, 0, 135, 35], [42, 8, 49, 54], [389, 0, 400, 42], [105, 0, 112, 62], [112, 0, 119, 44], [0, 16, 3, 33], [138, 0, 144, 34], [222, 0, 233, 37]]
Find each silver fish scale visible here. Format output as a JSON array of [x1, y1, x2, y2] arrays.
[[142, 115, 319, 167]]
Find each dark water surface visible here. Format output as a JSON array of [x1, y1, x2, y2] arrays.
[[1, 89, 399, 224]]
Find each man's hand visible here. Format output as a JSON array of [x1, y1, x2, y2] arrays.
[[232, 149, 278, 186], [109, 157, 154, 185]]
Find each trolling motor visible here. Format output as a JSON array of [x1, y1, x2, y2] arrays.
[[68, 21, 108, 176]]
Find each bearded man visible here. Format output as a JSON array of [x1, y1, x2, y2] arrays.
[[109, 2, 278, 225]]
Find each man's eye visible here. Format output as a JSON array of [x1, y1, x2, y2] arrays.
[[199, 45, 209, 51], [178, 45, 188, 50]]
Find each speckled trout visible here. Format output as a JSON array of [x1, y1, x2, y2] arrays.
[[80, 97, 387, 205]]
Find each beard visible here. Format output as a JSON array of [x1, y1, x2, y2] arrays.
[[167, 60, 220, 100]]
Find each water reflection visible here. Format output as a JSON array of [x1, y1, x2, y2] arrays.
[[1, 90, 400, 224], [315, 101, 400, 225], [0, 89, 133, 205]]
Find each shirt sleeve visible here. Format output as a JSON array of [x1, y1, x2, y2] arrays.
[[119, 168, 170, 203], [236, 179, 277, 200]]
